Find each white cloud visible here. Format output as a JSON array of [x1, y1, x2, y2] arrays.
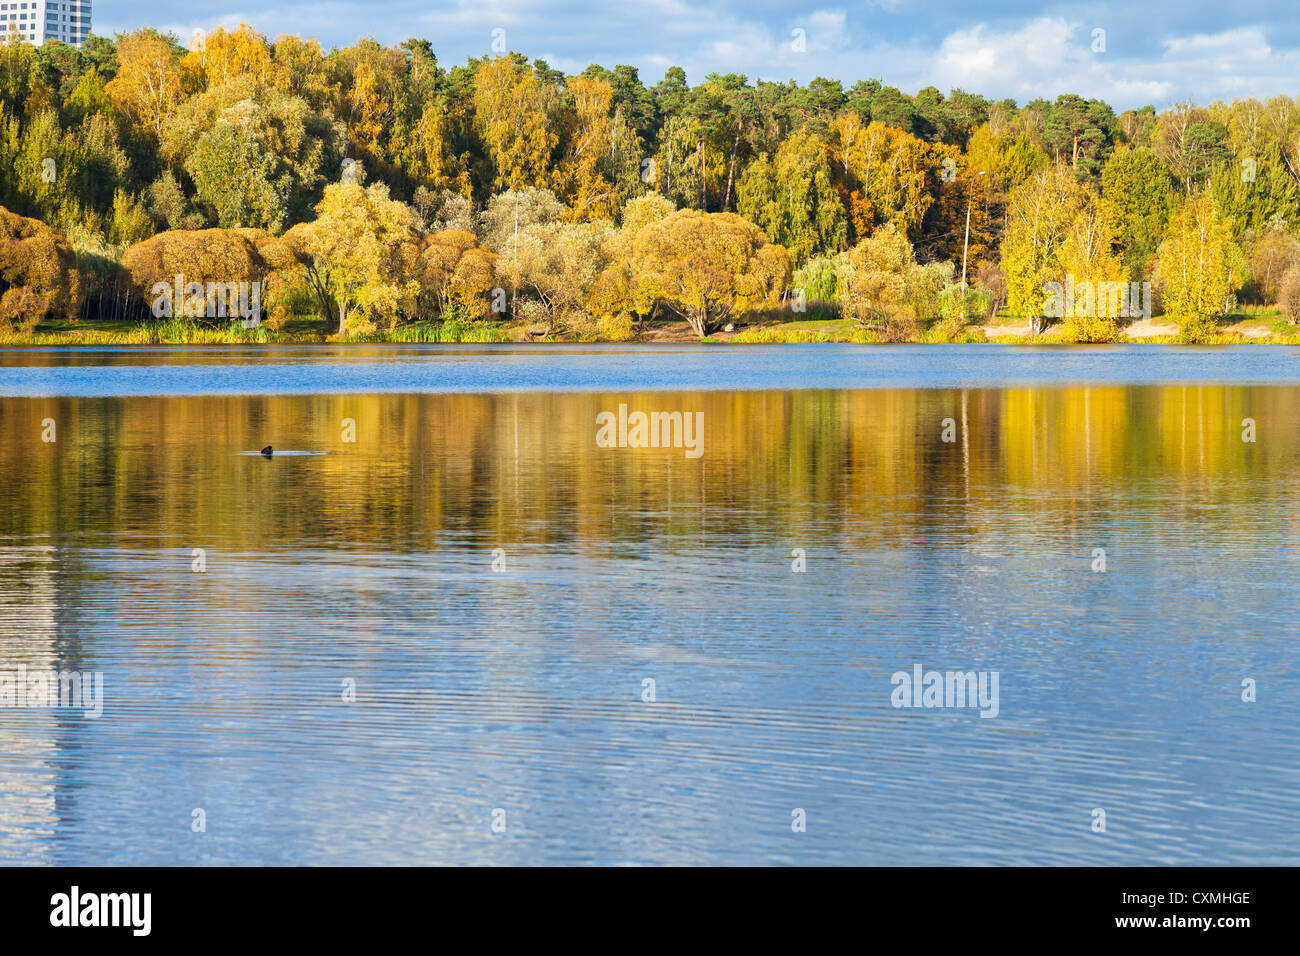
[[921, 18, 1168, 104], [108, 5, 1300, 110]]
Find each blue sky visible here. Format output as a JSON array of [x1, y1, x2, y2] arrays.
[[96, 1, 1300, 109]]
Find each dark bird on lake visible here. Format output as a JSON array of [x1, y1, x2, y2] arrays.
[[261, 445, 273, 457]]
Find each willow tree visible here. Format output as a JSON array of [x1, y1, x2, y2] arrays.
[[284, 181, 418, 335], [505, 219, 611, 333], [737, 128, 846, 268], [162, 74, 338, 228], [840, 221, 921, 340], [415, 230, 497, 318], [0, 204, 80, 333], [588, 193, 675, 322], [118, 226, 288, 319], [625, 209, 789, 337]]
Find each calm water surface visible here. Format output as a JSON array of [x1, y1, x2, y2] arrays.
[[0, 345, 1296, 865]]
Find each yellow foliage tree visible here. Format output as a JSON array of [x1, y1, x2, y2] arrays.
[[191, 24, 273, 88], [416, 230, 497, 317], [346, 61, 390, 160], [1156, 193, 1245, 336], [504, 219, 611, 333], [269, 35, 335, 111], [1000, 163, 1086, 324], [410, 103, 472, 196], [284, 182, 419, 335], [119, 227, 287, 320], [622, 209, 790, 337], [840, 221, 923, 341], [474, 58, 557, 192], [555, 75, 618, 221], [1057, 201, 1127, 341], [105, 30, 190, 139], [0, 204, 80, 333], [588, 194, 676, 322], [828, 113, 933, 242]]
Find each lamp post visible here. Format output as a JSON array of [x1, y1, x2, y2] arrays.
[[959, 170, 987, 323], [512, 189, 519, 319]]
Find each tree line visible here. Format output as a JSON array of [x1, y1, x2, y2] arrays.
[[2, 26, 1300, 340]]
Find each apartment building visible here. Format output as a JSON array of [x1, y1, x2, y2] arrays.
[[0, 1, 92, 49]]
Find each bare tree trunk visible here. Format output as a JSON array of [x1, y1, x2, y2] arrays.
[[724, 127, 741, 210], [698, 139, 706, 211], [1281, 143, 1300, 190], [688, 307, 711, 338]]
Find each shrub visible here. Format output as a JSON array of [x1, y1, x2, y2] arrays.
[[0, 204, 81, 333], [1280, 266, 1300, 324], [599, 311, 636, 341]]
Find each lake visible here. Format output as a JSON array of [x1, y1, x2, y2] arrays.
[[0, 344, 1297, 865]]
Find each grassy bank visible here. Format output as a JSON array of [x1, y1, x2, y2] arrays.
[[0, 316, 512, 346], [4, 312, 1300, 346]]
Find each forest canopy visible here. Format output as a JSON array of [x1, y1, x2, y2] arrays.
[[2, 26, 1300, 340]]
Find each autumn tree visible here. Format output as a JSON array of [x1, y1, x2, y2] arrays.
[[965, 124, 1048, 196], [840, 222, 925, 340], [162, 74, 339, 229], [1000, 163, 1086, 322], [737, 128, 846, 267], [828, 113, 933, 244], [269, 35, 336, 113], [1155, 194, 1244, 335], [1279, 265, 1300, 322], [1242, 224, 1300, 304], [190, 24, 273, 89], [474, 57, 557, 192], [118, 226, 287, 320], [588, 192, 675, 322], [105, 30, 189, 138], [415, 230, 496, 318], [1057, 200, 1127, 340], [0, 204, 80, 332], [480, 187, 566, 314], [623, 209, 789, 337], [1, 102, 137, 239], [337, 40, 407, 168], [653, 113, 705, 211], [505, 219, 611, 333], [285, 181, 419, 335], [409, 101, 472, 196], [553, 74, 619, 220]]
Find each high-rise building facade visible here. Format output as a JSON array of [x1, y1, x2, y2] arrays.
[[0, 1, 92, 49]]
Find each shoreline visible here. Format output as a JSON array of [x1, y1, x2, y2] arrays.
[[3, 315, 1297, 347]]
